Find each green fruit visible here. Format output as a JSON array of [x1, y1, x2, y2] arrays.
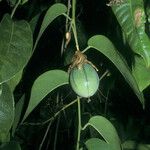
[[69, 63, 99, 98]]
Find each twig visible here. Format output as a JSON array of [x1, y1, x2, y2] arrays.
[[76, 96, 82, 150], [22, 99, 78, 126], [71, 0, 79, 51], [39, 121, 52, 150], [11, 0, 21, 18]]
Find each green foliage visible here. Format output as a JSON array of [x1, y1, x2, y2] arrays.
[[7, 0, 17, 6], [29, 14, 41, 33], [0, 0, 150, 149], [88, 35, 144, 106], [12, 95, 25, 136], [7, 70, 23, 92], [83, 116, 121, 150], [85, 138, 111, 150], [21, 0, 28, 5], [33, 3, 67, 50], [22, 70, 68, 122], [146, 4, 150, 23], [0, 14, 33, 84], [110, 0, 150, 91], [0, 83, 14, 142], [7, 0, 28, 6], [111, 0, 150, 67], [122, 140, 150, 150], [0, 141, 21, 150], [132, 56, 150, 91]]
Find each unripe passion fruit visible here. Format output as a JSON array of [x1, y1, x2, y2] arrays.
[[69, 63, 99, 98]]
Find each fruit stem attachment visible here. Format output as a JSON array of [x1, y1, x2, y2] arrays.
[[72, 0, 80, 51], [82, 46, 92, 53], [76, 96, 82, 150]]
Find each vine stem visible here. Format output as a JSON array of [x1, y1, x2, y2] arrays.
[[11, 0, 21, 18], [99, 70, 109, 81], [76, 96, 82, 150], [72, 0, 79, 51], [22, 98, 78, 126], [82, 46, 91, 53], [39, 121, 52, 150]]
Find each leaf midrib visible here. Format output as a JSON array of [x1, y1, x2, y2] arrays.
[[7, 21, 14, 57], [128, 0, 143, 43]]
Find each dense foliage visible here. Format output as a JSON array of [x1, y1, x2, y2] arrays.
[[0, 0, 150, 149]]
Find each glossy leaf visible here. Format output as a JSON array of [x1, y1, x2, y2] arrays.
[[85, 138, 111, 150], [0, 83, 14, 142], [111, 0, 150, 66], [88, 35, 144, 107], [84, 116, 121, 150], [22, 70, 68, 122], [33, 3, 67, 50], [0, 141, 21, 150], [132, 56, 150, 91], [0, 14, 33, 84]]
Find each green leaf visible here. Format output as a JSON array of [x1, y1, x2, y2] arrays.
[[22, 70, 68, 122], [132, 56, 150, 91], [21, 0, 28, 5], [0, 83, 14, 142], [33, 3, 67, 50], [146, 5, 150, 23], [84, 116, 121, 150], [0, 14, 33, 84], [85, 138, 111, 150], [7, 0, 17, 6], [7, 70, 23, 92], [29, 13, 41, 33], [88, 35, 144, 107], [12, 95, 25, 136], [122, 140, 150, 150], [0, 141, 21, 150], [7, 0, 28, 6], [122, 140, 135, 150], [137, 144, 150, 150], [146, 2, 150, 33], [111, 0, 150, 67]]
